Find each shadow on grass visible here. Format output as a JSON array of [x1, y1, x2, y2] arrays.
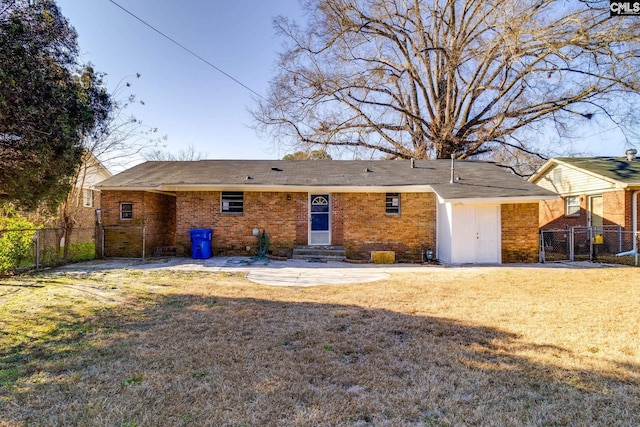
[[1, 291, 639, 426]]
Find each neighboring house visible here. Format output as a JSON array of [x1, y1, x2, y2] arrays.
[[530, 152, 640, 234], [72, 152, 112, 229], [23, 152, 111, 229], [96, 159, 556, 264]]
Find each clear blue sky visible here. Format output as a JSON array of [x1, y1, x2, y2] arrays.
[[56, 0, 632, 168], [56, 0, 303, 165]]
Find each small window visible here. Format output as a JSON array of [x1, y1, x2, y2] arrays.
[[221, 191, 244, 214], [565, 196, 580, 216], [553, 168, 563, 185], [120, 202, 133, 220], [386, 193, 400, 215], [82, 188, 93, 207]]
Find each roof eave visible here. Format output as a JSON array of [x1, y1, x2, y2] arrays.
[[99, 184, 436, 193], [165, 184, 435, 192], [529, 159, 558, 183], [532, 158, 633, 187]]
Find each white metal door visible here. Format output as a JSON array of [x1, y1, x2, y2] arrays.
[[452, 204, 501, 264], [455, 205, 477, 263], [475, 205, 501, 263]]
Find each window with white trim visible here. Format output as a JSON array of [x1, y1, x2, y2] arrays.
[[221, 191, 244, 214], [120, 202, 133, 220], [82, 188, 93, 207], [386, 193, 400, 215], [565, 196, 580, 216]]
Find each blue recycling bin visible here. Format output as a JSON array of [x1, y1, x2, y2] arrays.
[[190, 228, 213, 259]]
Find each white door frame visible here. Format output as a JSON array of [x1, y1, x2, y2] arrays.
[[309, 194, 331, 245], [587, 195, 603, 229]]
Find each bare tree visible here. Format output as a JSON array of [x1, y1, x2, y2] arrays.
[[143, 144, 205, 161], [254, 0, 640, 164], [86, 72, 166, 171], [54, 72, 164, 259]]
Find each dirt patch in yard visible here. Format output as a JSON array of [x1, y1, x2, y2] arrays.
[[0, 268, 638, 426]]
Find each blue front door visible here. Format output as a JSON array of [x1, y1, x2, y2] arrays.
[[310, 194, 330, 245]]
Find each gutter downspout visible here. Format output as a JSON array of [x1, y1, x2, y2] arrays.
[[634, 190, 639, 266], [619, 190, 640, 265]]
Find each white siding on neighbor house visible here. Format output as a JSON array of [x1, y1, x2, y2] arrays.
[[78, 161, 111, 188], [535, 164, 617, 195]]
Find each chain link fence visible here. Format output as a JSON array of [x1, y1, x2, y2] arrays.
[[5, 224, 637, 271], [540, 226, 639, 266], [0, 227, 98, 273]]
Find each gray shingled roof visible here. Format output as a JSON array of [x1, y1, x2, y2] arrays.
[[97, 159, 556, 200], [554, 157, 640, 185]]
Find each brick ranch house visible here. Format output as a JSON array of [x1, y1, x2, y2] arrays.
[[96, 159, 556, 264], [529, 153, 640, 256], [530, 154, 640, 232]]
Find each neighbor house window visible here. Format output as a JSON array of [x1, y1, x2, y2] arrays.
[[221, 191, 244, 214], [565, 196, 580, 216], [386, 193, 400, 215], [82, 188, 93, 207], [120, 202, 133, 220]]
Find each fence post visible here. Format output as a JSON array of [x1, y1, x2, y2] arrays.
[[35, 229, 40, 269], [142, 226, 146, 261], [539, 231, 545, 263], [101, 226, 105, 259], [568, 227, 574, 262], [618, 225, 622, 254], [589, 227, 597, 262]]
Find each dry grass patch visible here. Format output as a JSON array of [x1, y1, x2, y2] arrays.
[[0, 267, 638, 426]]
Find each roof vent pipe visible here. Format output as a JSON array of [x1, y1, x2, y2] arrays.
[[410, 158, 415, 168], [626, 149, 637, 161], [450, 156, 455, 184]]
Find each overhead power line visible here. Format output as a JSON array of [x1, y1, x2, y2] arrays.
[[107, 0, 266, 100]]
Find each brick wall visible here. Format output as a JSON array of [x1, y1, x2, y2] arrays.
[[176, 191, 306, 257], [100, 191, 176, 257], [103, 190, 549, 264], [539, 190, 635, 230], [606, 191, 630, 229], [175, 191, 436, 259], [336, 192, 437, 260], [502, 203, 540, 263]]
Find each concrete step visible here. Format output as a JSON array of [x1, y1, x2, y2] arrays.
[[292, 246, 346, 261]]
